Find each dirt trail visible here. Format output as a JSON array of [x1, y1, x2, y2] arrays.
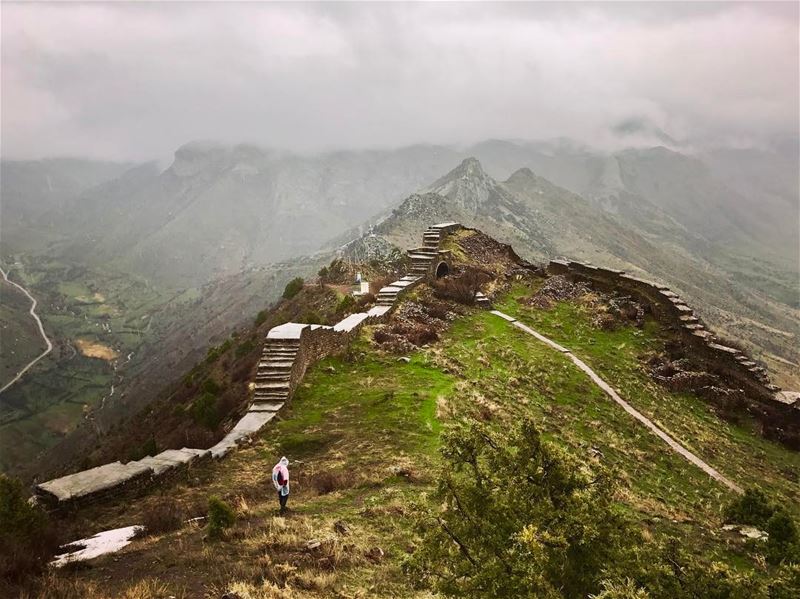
[[1, 266, 53, 394], [491, 310, 742, 494]]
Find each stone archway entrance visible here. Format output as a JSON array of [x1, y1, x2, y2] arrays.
[[435, 262, 450, 278]]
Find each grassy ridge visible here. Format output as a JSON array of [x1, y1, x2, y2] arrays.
[[36, 285, 800, 597]]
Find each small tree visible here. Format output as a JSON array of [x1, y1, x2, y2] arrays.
[[207, 495, 236, 539], [406, 418, 635, 598], [191, 392, 220, 430], [431, 267, 492, 305], [0, 474, 59, 581], [283, 277, 305, 300]]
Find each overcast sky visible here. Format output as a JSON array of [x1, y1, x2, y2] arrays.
[[2, 1, 798, 161]]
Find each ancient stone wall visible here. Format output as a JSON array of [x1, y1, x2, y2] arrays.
[[34, 223, 464, 510], [547, 259, 799, 436]]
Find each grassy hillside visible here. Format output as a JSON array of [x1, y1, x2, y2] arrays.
[[29, 276, 799, 597], [0, 252, 321, 479]]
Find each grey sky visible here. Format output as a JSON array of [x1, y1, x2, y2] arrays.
[[2, 1, 797, 161]]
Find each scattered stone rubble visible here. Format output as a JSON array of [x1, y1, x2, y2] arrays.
[[34, 223, 486, 509]]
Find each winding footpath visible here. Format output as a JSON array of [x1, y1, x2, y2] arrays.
[[0, 266, 53, 394], [491, 310, 742, 494]]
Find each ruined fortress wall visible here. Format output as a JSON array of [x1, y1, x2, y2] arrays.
[[547, 260, 799, 432]]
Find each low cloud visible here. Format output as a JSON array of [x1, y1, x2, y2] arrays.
[[2, 2, 797, 161]]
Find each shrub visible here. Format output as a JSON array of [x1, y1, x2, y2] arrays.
[[255, 309, 268, 326], [0, 474, 59, 581], [336, 294, 356, 316], [201, 377, 222, 396], [302, 310, 322, 324], [283, 277, 304, 300], [406, 324, 439, 346], [191, 392, 220, 430], [207, 496, 236, 539], [311, 471, 350, 495], [766, 510, 800, 565], [129, 436, 157, 461], [431, 267, 492, 305], [235, 337, 256, 358], [138, 497, 183, 537], [373, 329, 392, 344], [406, 418, 635, 598], [723, 487, 775, 527]]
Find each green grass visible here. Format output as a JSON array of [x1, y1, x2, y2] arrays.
[[493, 284, 800, 517]]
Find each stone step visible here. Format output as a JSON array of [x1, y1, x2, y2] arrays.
[[264, 340, 301, 348], [261, 351, 297, 364], [262, 348, 298, 356], [250, 402, 283, 413], [254, 394, 288, 402], [254, 381, 290, 391], [255, 371, 291, 379], [258, 360, 293, 369], [692, 330, 714, 340], [253, 388, 289, 397], [679, 315, 699, 323], [683, 323, 705, 331], [254, 389, 290, 398]]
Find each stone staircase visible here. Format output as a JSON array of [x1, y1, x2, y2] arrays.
[[376, 275, 420, 306], [253, 337, 300, 405], [408, 222, 459, 277]]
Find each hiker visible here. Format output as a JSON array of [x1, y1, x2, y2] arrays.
[[272, 456, 290, 514]]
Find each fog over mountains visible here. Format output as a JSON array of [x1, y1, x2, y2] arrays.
[[3, 137, 797, 284]]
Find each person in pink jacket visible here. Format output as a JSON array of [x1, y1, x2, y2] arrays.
[[272, 456, 290, 514]]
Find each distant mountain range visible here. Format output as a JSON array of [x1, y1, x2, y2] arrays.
[[3, 138, 796, 287]]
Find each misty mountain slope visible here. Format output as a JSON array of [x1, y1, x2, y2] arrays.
[[466, 140, 799, 270], [0, 159, 133, 251], [374, 158, 799, 386], [32, 142, 464, 287]]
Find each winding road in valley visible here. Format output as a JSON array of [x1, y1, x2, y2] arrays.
[[0, 266, 53, 394]]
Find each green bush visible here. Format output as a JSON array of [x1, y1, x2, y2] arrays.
[[191, 392, 220, 430], [201, 377, 222, 396], [336, 294, 356, 316], [207, 495, 236, 539], [406, 418, 635, 597], [766, 510, 800, 565], [0, 474, 59, 581], [302, 310, 322, 325], [283, 277, 304, 300], [255, 309, 268, 326], [235, 338, 256, 358], [723, 488, 775, 527]]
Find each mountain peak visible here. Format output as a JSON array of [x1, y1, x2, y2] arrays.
[[506, 167, 536, 184], [425, 157, 495, 214]]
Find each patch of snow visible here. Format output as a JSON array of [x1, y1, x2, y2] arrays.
[[52, 525, 142, 567]]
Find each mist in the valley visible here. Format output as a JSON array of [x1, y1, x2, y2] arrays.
[[2, 1, 797, 162]]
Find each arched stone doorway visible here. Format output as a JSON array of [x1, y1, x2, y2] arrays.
[[435, 262, 450, 278]]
